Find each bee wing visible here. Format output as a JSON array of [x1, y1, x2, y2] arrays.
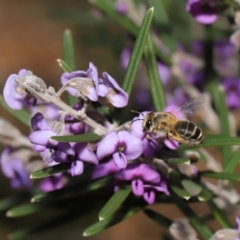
[[171, 96, 205, 118]]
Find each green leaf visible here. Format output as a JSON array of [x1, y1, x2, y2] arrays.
[[146, 0, 169, 25], [170, 191, 213, 240], [99, 185, 131, 220], [224, 147, 240, 173], [121, 7, 154, 95], [32, 176, 112, 202], [197, 188, 213, 201], [51, 133, 102, 143], [144, 209, 172, 228], [0, 95, 30, 127], [168, 157, 190, 164], [83, 200, 146, 236], [62, 29, 77, 106], [90, 0, 171, 65], [200, 171, 240, 181], [9, 210, 86, 240], [144, 34, 166, 111], [171, 186, 191, 200], [180, 135, 240, 150], [224, 0, 240, 8], [7, 204, 44, 218], [216, 86, 231, 167], [207, 200, 232, 228], [57, 59, 73, 72], [62, 29, 75, 71], [0, 194, 29, 212], [30, 163, 71, 179], [181, 180, 202, 197]]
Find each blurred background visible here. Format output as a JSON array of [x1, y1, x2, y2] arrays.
[[0, 0, 234, 239], [0, 0, 173, 239]]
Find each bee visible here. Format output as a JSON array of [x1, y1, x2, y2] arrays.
[[142, 98, 204, 146]]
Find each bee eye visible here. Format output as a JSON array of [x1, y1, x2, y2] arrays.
[[145, 120, 152, 130]]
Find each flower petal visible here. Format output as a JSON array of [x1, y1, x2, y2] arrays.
[[118, 131, 143, 160], [74, 143, 98, 165], [113, 152, 127, 169], [143, 190, 155, 204], [0, 147, 14, 178], [29, 130, 56, 146], [131, 179, 144, 196], [71, 161, 84, 176], [164, 139, 179, 150], [3, 72, 28, 109], [91, 160, 119, 180], [97, 131, 118, 160]]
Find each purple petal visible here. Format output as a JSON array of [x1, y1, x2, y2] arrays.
[[236, 216, 240, 233], [85, 85, 98, 101], [91, 160, 119, 180], [51, 151, 69, 163], [143, 190, 155, 204], [31, 112, 51, 131], [115, 163, 160, 184], [39, 176, 63, 192], [33, 145, 46, 152], [130, 112, 148, 139], [71, 161, 84, 176], [3, 72, 28, 109], [55, 142, 75, 156], [74, 143, 98, 165], [29, 130, 56, 146], [131, 179, 144, 196], [0, 147, 14, 178], [61, 71, 87, 96], [11, 158, 31, 189], [113, 152, 127, 169], [87, 62, 99, 94], [158, 62, 171, 85], [145, 181, 170, 196], [97, 131, 118, 160], [186, 0, 218, 25], [164, 139, 179, 150], [120, 48, 131, 69], [101, 72, 129, 108], [118, 131, 143, 160], [138, 164, 161, 183], [98, 84, 109, 97], [142, 137, 159, 157]]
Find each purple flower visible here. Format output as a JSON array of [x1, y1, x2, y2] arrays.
[[3, 69, 32, 109], [186, 0, 220, 24], [116, 1, 127, 14], [222, 79, 240, 109], [158, 62, 172, 86], [100, 72, 128, 108], [61, 63, 128, 108], [51, 143, 98, 176], [91, 160, 119, 180], [120, 48, 131, 69], [0, 147, 31, 190], [39, 175, 64, 192], [115, 163, 169, 204], [61, 62, 99, 101], [29, 112, 74, 160], [97, 131, 143, 169], [214, 40, 239, 78], [143, 181, 169, 204]]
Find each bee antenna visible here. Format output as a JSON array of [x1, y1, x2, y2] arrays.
[[130, 118, 142, 126], [131, 110, 145, 118]]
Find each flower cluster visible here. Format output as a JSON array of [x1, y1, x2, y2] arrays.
[[2, 63, 185, 204]]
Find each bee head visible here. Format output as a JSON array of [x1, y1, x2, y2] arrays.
[[143, 112, 155, 132]]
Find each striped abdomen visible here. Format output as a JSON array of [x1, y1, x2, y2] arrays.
[[174, 120, 203, 145]]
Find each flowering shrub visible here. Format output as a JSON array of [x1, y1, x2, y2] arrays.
[[2, 1, 240, 239]]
